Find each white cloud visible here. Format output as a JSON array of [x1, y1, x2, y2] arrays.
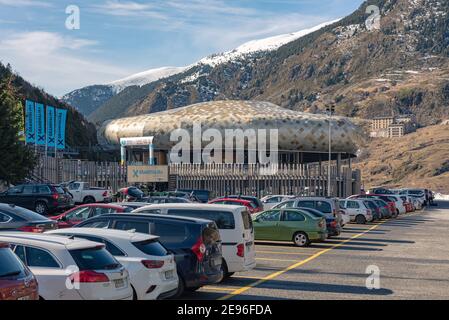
[[0, 0, 52, 7], [0, 31, 133, 96], [92, 0, 168, 20]]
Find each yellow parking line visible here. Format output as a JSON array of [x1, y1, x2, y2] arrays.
[[201, 286, 235, 292], [256, 258, 299, 262], [256, 250, 319, 255], [233, 275, 262, 279], [218, 221, 385, 300]]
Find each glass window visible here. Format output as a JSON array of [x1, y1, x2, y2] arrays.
[[241, 210, 253, 230], [91, 207, 117, 217], [68, 183, 80, 191], [12, 245, 26, 263], [54, 186, 65, 194], [66, 207, 91, 221], [151, 222, 188, 244], [266, 197, 280, 203], [26, 247, 60, 268], [0, 212, 12, 223], [284, 210, 305, 221], [69, 247, 119, 271], [132, 239, 167, 256], [36, 185, 51, 194], [115, 220, 149, 233], [315, 201, 332, 214], [257, 210, 281, 222], [81, 220, 110, 228], [22, 186, 34, 195], [8, 206, 49, 221], [347, 201, 360, 209], [275, 201, 294, 209], [0, 247, 26, 278], [296, 201, 315, 209], [8, 186, 23, 194], [167, 209, 235, 229], [76, 235, 125, 257]]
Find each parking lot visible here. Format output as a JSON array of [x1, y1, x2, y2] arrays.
[[184, 200, 449, 300]]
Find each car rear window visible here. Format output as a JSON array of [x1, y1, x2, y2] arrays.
[[70, 246, 120, 271], [409, 190, 423, 195], [0, 247, 26, 278], [167, 209, 235, 230], [315, 201, 332, 214], [54, 186, 65, 194], [132, 239, 167, 256], [6, 206, 49, 221], [364, 201, 377, 210], [36, 185, 51, 194], [150, 221, 190, 245]]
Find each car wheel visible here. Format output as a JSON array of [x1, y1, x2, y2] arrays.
[[172, 274, 185, 298], [131, 285, 137, 300], [219, 259, 230, 282], [292, 232, 309, 247], [83, 196, 95, 204], [186, 286, 201, 292], [34, 201, 48, 215], [355, 215, 366, 224]]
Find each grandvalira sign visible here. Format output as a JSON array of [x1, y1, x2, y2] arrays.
[[127, 165, 168, 183]]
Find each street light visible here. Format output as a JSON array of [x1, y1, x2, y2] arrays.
[[326, 104, 335, 197]]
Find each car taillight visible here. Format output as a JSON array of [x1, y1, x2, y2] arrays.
[[102, 191, 108, 197], [17, 226, 45, 233], [70, 270, 109, 283], [236, 243, 244, 257], [141, 260, 164, 269], [191, 237, 206, 262], [330, 220, 337, 228], [52, 193, 59, 200]]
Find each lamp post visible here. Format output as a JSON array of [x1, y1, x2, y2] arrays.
[[326, 104, 335, 197]]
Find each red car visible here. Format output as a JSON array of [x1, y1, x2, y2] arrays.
[[0, 242, 39, 300], [348, 194, 397, 217], [209, 198, 258, 214], [50, 203, 131, 228]]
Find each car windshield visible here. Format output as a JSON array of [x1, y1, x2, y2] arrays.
[[0, 247, 26, 278], [301, 208, 325, 218]]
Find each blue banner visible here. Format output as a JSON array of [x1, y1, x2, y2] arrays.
[[25, 100, 35, 144], [46, 106, 55, 148], [55, 108, 67, 150], [35, 103, 46, 145]]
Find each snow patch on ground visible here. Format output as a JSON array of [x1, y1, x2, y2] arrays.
[[435, 193, 449, 200]]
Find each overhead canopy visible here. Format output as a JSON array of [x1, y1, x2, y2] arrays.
[[98, 100, 361, 156]]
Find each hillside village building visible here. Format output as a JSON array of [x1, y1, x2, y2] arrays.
[[370, 114, 416, 138]]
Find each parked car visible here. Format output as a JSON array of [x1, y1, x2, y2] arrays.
[[49, 203, 132, 229], [367, 187, 394, 195], [398, 189, 426, 207], [219, 195, 264, 213], [371, 199, 393, 218], [348, 194, 398, 217], [272, 197, 343, 227], [75, 213, 223, 297], [209, 198, 258, 214], [64, 181, 112, 204], [133, 203, 256, 279], [380, 195, 406, 215], [110, 202, 148, 211], [339, 199, 374, 224], [47, 228, 179, 300], [399, 195, 415, 212], [0, 184, 73, 215], [362, 199, 382, 220], [0, 203, 57, 232], [141, 196, 192, 204], [0, 242, 39, 300], [297, 207, 341, 237], [144, 191, 201, 203], [0, 233, 133, 300], [177, 189, 211, 203], [260, 195, 296, 210], [252, 208, 327, 247]]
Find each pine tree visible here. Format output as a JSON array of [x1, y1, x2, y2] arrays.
[[0, 67, 36, 184]]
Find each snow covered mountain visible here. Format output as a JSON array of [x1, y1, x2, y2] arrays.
[[62, 20, 338, 117]]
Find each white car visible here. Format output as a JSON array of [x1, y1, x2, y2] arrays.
[[397, 189, 426, 207], [339, 199, 374, 224], [386, 195, 407, 214], [133, 203, 256, 278], [0, 232, 132, 300], [64, 181, 112, 204], [47, 228, 179, 300], [260, 195, 296, 210]]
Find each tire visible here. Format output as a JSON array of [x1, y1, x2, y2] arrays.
[[34, 201, 48, 215], [292, 232, 310, 247], [172, 274, 185, 298], [186, 286, 201, 292], [131, 285, 138, 300], [219, 259, 230, 283], [355, 215, 366, 224], [83, 196, 95, 204]]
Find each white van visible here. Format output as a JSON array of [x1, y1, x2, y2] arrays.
[[132, 203, 256, 278]]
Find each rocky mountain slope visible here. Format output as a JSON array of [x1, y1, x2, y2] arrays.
[[353, 124, 449, 193], [66, 0, 448, 127]]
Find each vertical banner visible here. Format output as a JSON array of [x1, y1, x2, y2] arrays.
[[35, 103, 46, 145], [25, 100, 35, 144], [56, 108, 67, 150], [46, 106, 56, 148]]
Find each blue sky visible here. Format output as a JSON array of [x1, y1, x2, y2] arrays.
[[0, 0, 364, 96]]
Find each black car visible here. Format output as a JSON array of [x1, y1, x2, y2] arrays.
[[0, 184, 73, 215], [0, 203, 57, 232], [298, 207, 341, 237], [75, 213, 223, 297], [222, 195, 264, 212]]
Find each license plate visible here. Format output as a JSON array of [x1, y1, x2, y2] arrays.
[[114, 279, 125, 288], [18, 295, 32, 300]]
